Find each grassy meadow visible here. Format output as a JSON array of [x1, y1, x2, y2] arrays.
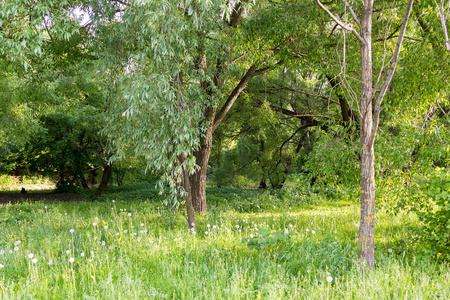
[[0, 183, 449, 299]]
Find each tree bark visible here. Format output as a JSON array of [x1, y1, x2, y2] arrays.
[[358, 0, 376, 269], [190, 107, 216, 213], [95, 163, 112, 196], [179, 153, 196, 230]]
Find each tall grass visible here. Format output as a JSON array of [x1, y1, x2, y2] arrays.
[[0, 186, 448, 299]]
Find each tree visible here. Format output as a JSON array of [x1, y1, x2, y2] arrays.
[[315, 0, 415, 267], [99, 0, 321, 224]]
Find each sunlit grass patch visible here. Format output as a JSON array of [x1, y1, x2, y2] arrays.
[[0, 189, 448, 299]]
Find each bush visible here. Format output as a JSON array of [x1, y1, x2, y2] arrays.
[[415, 168, 450, 260]]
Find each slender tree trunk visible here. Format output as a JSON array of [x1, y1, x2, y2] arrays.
[[180, 153, 196, 230], [358, 0, 376, 268], [95, 164, 112, 196]]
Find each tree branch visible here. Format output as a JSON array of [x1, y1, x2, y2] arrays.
[[315, 0, 366, 44], [212, 65, 259, 132], [342, 0, 360, 26], [373, 0, 415, 136], [434, 0, 450, 51]]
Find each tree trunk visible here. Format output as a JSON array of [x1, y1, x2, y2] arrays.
[[190, 115, 214, 213], [95, 164, 112, 196], [180, 153, 196, 230], [358, 0, 375, 268]]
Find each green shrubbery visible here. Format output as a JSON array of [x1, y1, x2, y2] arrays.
[[415, 168, 450, 260]]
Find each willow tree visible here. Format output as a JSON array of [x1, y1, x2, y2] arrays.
[[98, 0, 316, 224], [315, 0, 415, 267]]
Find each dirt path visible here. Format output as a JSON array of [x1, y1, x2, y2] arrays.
[[0, 192, 83, 204]]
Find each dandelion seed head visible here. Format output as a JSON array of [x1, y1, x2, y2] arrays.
[[14, 240, 21, 246], [93, 222, 97, 226], [28, 253, 34, 259], [69, 257, 75, 263], [80, 252, 85, 257], [66, 250, 70, 255], [70, 229, 74, 233], [32, 258, 37, 264], [326, 276, 333, 283]]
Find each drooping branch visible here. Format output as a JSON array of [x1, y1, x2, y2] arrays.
[[315, 0, 366, 44], [373, 0, 415, 137]]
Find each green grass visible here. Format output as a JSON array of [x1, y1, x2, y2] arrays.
[[0, 185, 449, 299]]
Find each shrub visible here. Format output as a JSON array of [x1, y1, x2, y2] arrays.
[[415, 168, 450, 260]]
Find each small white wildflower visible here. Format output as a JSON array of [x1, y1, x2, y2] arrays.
[[277, 264, 281, 268], [101, 241, 106, 246], [115, 232, 119, 236], [69, 257, 75, 263], [9, 250, 13, 254], [284, 229, 289, 234], [212, 225, 217, 229], [109, 246, 113, 250], [80, 252, 85, 257], [207, 224, 210, 228], [191, 223, 195, 227], [140, 223, 144, 227], [0, 264, 4, 268], [306, 228, 310, 232], [236, 225, 239, 229], [14, 241, 21, 246], [311, 230, 316, 234], [326, 276, 333, 283], [93, 222, 97, 226], [388, 249, 393, 253], [95, 217, 99, 220], [139, 230, 143, 234], [120, 209, 123, 212], [143, 229, 148, 233], [28, 253, 34, 259], [66, 250, 70, 255], [133, 233, 137, 236], [127, 213, 131, 217], [123, 230, 127, 233], [70, 229, 74, 233], [289, 224, 293, 228], [205, 231, 208, 235], [104, 226, 108, 230], [250, 234, 254, 238], [32, 258, 37, 264]]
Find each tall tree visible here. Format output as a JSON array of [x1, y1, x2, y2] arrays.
[[315, 0, 415, 267]]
